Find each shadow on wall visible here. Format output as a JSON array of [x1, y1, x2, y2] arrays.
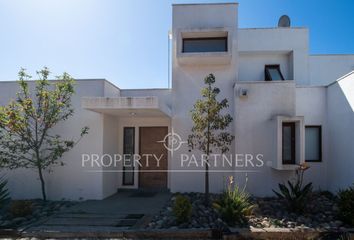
[[327, 72, 354, 192]]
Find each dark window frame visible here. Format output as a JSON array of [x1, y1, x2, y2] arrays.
[[123, 127, 135, 186], [265, 64, 285, 81], [305, 125, 322, 162], [282, 122, 296, 165], [182, 37, 228, 53]]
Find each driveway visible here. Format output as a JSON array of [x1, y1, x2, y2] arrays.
[[24, 191, 171, 233]]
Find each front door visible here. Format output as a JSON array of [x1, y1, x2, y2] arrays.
[[139, 127, 168, 189]]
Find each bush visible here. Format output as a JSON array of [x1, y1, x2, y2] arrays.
[[213, 176, 253, 226], [9, 200, 33, 218], [337, 185, 354, 226], [0, 177, 10, 210], [273, 163, 312, 213], [173, 195, 192, 224]]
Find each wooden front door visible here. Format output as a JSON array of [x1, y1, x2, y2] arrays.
[[139, 127, 168, 189]]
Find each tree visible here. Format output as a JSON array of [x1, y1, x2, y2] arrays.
[[188, 73, 234, 205], [0, 67, 89, 201]]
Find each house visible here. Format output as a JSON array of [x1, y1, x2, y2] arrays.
[[1, 3, 354, 200]]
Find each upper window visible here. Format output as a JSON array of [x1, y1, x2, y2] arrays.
[[265, 65, 285, 81], [182, 37, 227, 53], [305, 126, 322, 162]]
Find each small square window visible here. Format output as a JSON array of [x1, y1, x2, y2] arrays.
[[265, 65, 285, 81], [305, 126, 322, 162]]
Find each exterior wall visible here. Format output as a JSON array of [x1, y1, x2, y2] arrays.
[[295, 87, 328, 190], [238, 28, 309, 85], [327, 73, 354, 191], [234, 81, 296, 196], [309, 55, 354, 86], [238, 53, 292, 81], [103, 80, 121, 97], [120, 89, 172, 109], [0, 80, 120, 200], [102, 114, 119, 198], [171, 3, 238, 193]]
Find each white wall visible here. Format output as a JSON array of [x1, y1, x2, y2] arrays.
[[234, 81, 296, 196], [102, 114, 119, 198], [120, 89, 172, 109], [309, 55, 354, 86], [238, 53, 292, 81], [171, 3, 238, 193], [0, 80, 120, 200], [238, 28, 309, 85], [296, 87, 328, 190], [327, 73, 354, 192]]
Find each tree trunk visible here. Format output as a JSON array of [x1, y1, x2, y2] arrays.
[[205, 132, 210, 205], [204, 157, 209, 205], [38, 166, 47, 201]]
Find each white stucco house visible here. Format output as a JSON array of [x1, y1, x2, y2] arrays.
[[1, 3, 354, 200]]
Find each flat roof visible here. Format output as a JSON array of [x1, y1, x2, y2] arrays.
[[172, 2, 238, 6]]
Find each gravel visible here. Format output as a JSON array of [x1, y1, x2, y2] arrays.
[[146, 191, 349, 231]]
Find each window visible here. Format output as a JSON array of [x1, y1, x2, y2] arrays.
[[265, 65, 285, 81], [305, 126, 322, 162], [182, 37, 227, 53], [282, 122, 295, 164], [123, 127, 135, 185]]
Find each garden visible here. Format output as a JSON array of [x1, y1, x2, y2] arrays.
[[145, 166, 354, 233]]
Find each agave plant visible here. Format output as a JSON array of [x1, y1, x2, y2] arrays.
[[273, 163, 312, 213], [0, 176, 10, 210], [213, 176, 253, 226]]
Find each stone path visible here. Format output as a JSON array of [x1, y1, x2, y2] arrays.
[[22, 191, 170, 234]]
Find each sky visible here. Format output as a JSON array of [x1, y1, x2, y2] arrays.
[[0, 0, 353, 88]]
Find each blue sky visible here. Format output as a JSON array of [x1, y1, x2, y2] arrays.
[[0, 0, 353, 88]]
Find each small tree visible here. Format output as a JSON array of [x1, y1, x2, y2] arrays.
[[0, 67, 89, 200], [188, 73, 234, 205]]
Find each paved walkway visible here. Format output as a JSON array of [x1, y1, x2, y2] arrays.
[[24, 191, 170, 234]]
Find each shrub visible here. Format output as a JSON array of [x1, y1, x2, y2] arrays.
[[337, 185, 354, 226], [0, 177, 10, 210], [9, 200, 33, 217], [213, 176, 253, 226], [173, 195, 192, 224], [273, 163, 312, 213]]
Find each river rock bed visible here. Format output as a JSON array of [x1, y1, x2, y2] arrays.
[[248, 192, 347, 230], [146, 191, 349, 231], [145, 192, 229, 231]]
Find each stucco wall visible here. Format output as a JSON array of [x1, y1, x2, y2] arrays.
[[309, 55, 354, 86], [120, 89, 172, 109], [233, 81, 296, 196], [0, 80, 118, 200], [170, 3, 238, 193], [102, 114, 119, 198], [295, 87, 328, 190], [327, 73, 354, 191], [238, 28, 309, 85], [238, 53, 292, 81]]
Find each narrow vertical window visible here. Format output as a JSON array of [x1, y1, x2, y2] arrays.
[[282, 122, 295, 164], [123, 127, 135, 185], [305, 126, 322, 162], [265, 65, 285, 81]]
